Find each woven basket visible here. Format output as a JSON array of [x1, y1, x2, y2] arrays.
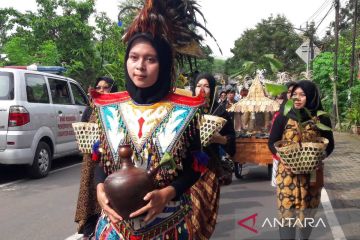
[[274, 137, 329, 174], [72, 122, 100, 153], [200, 114, 227, 146]]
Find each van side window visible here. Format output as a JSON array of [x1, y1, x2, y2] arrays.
[[48, 78, 72, 105], [25, 74, 49, 103], [0, 72, 14, 100], [70, 83, 89, 106]]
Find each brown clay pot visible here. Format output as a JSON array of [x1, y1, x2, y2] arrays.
[[104, 145, 158, 220]]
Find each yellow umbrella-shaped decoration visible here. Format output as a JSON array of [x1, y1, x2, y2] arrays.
[[228, 75, 280, 113]]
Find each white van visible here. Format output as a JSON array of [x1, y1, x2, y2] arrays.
[[0, 67, 89, 178]]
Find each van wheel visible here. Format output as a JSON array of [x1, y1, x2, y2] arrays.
[[28, 142, 52, 178]]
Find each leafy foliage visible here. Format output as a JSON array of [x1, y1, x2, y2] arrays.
[[1, 0, 98, 86], [264, 83, 287, 96], [35, 40, 61, 65], [313, 35, 360, 123], [225, 15, 304, 77], [233, 53, 284, 78], [3, 37, 35, 65]]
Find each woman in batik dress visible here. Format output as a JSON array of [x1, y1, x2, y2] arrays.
[[75, 77, 117, 240], [190, 73, 236, 239], [268, 80, 334, 239]]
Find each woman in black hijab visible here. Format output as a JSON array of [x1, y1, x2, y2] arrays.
[[124, 33, 173, 104], [92, 33, 205, 240], [81, 76, 118, 122], [193, 73, 236, 165], [75, 76, 117, 239], [268, 80, 334, 240], [190, 72, 236, 239]]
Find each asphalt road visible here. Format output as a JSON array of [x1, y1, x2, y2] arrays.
[[212, 165, 335, 240], [0, 160, 353, 240], [0, 156, 82, 240]]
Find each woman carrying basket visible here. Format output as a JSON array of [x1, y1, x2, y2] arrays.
[[74, 77, 117, 240], [268, 80, 334, 239], [191, 73, 236, 239]]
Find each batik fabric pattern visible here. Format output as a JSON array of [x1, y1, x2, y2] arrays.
[[276, 118, 322, 222]]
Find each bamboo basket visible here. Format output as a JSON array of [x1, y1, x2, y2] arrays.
[[274, 137, 329, 174], [72, 122, 100, 153], [200, 114, 227, 146]]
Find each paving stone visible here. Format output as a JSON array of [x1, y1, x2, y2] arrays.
[[325, 132, 360, 209]]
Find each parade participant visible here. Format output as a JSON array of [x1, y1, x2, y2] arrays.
[[81, 77, 118, 122], [268, 80, 334, 239], [269, 92, 286, 187], [93, 32, 205, 240], [89, 0, 220, 238], [226, 88, 241, 131], [218, 89, 227, 103], [270, 81, 296, 188], [191, 73, 236, 239], [226, 88, 237, 110], [74, 77, 117, 240]]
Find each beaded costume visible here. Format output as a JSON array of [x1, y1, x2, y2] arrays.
[[91, 0, 220, 238], [92, 91, 206, 240]]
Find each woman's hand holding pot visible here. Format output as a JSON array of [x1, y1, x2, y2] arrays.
[[97, 183, 123, 224], [129, 186, 176, 223]]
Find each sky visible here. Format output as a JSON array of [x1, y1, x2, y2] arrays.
[[1, 0, 340, 59]]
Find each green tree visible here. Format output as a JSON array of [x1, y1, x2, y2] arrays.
[[2, 0, 98, 85], [225, 15, 304, 77], [313, 36, 359, 122], [212, 58, 226, 74], [0, 8, 21, 49], [339, 0, 360, 30], [3, 37, 34, 65], [231, 53, 283, 78], [35, 40, 61, 65], [94, 13, 127, 90]]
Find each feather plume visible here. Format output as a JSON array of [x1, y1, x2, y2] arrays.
[[119, 0, 222, 58]]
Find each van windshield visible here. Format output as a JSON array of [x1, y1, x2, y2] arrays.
[[0, 72, 14, 100]]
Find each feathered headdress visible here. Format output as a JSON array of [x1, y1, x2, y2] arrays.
[[119, 0, 221, 60]]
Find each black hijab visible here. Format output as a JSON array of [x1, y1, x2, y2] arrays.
[[193, 73, 226, 116], [125, 33, 173, 104], [288, 80, 323, 121], [279, 81, 297, 114]]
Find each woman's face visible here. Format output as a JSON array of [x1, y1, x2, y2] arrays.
[[220, 92, 227, 101], [276, 96, 284, 105], [126, 39, 159, 88], [287, 86, 294, 100], [195, 78, 211, 97], [95, 80, 111, 93], [292, 87, 306, 109]]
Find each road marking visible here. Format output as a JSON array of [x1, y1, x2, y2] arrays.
[[64, 233, 83, 240], [0, 163, 81, 189], [321, 188, 347, 240], [0, 179, 25, 189]]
